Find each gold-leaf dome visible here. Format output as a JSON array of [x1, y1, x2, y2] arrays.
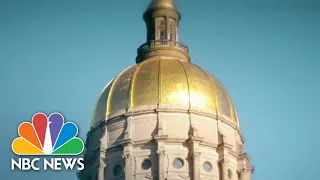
[[92, 59, 238, 127]]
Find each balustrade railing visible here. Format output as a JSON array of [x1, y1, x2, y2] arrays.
[[137, 40, 189, 54]]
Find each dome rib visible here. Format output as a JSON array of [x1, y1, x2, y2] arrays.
[[159, 59, 189, 106], [180, 62, 216, 111], [106, 69, 122, 117], [226, 94, 235, 121], [197, 66, 219, 113], [129, 63, 144, 108], [130, 62, 142, 108], [215, 80, 236, 121], [177, 60, 191, 109], [234, 109, 240, 127], [157, 59, 161, 106], [92, 78, 115, 127], [107, 65, 136, 117], [131, 60, 159, 108]]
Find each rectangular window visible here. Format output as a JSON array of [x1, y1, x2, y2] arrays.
[[170, 32, 173, 40], [160, 31, 165, 39]]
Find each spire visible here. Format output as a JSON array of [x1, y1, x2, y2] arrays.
[[136, 0, 190, 64]]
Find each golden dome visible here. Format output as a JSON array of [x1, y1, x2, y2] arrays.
[[92, 59, 238, 127]]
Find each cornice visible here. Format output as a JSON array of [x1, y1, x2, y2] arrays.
[[188, 135, 204, 143], [199, 141, 218, 149], [217, 142, 233, 150], [153, 135, 169, 141], [103, 105, 240, 130], [238, 152, 251, 161], [228, 150, 238, 159], [118, 138, 134, 146]]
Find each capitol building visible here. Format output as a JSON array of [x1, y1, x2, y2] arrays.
[[78, 0, 253, 180]]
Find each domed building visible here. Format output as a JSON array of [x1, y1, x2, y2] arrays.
[[78, 0, 253, 180]]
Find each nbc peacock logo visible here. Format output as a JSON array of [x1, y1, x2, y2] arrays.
[[11, 112, 85, 171]]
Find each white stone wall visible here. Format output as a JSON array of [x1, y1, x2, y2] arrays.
[[132, 113, 158, 141], [80, 106, 253, 180]]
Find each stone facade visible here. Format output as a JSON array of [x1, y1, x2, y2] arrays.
[[79, 105, 253, 180]]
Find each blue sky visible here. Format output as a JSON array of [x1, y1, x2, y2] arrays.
[[1, 0, 319, 179]]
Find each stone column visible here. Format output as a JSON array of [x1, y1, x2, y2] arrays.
[[120, 139, 133, 180], [221, 159, 229, 180], [188, 133, 203, 180], [98, 162, 106, 180], [192, 152, 201, 180], [245, 168, 253, 180], [238, 168, 253, 180], [157, 150, 165, 180], [166, 16, 170, 40], [155, 112, 168, 180], [238, 169, 245, 180], [98, 150, 106, 180], [123, 154, 133, 180]]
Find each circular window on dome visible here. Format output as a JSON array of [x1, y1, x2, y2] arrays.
[[203, 162, 212, 172], [228, 169, 233, 179], [113, 164, 122, 177], [142, 159, 152, 170], [173, 158, 184, 169]]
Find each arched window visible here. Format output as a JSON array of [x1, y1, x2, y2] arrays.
[[169, 21, 176, 40], [169, 31, 173, 40], [147, 19, 155, 41], [158, 19, 165, 39], [160, 30, 165, 39]]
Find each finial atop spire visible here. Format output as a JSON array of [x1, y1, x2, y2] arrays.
[[147, 0, 177, 11], [144, 0, 181, 21], [136, 0, 189, 64]]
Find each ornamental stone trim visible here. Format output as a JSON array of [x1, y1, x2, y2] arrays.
[[191, 152, 201, 160], [157, 151, 166, 159]]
